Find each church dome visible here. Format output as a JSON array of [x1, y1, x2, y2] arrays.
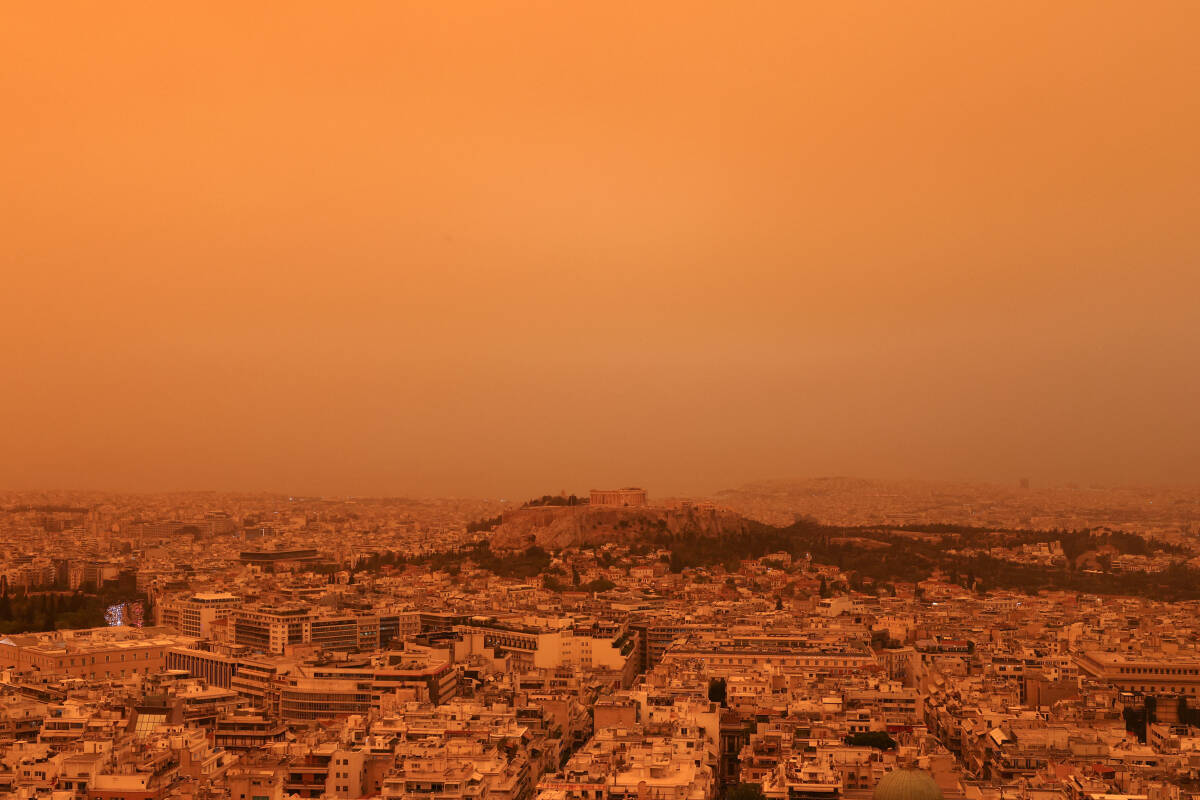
[[873, 769, 944, 800]]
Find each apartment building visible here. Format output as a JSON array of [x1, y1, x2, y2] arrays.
[[157, 591, 241, 638], [455, 616, 639, 686], [230, 605, 421, 654], [662, 633, 879, 676]]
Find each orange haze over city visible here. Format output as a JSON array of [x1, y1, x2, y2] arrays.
[[2, 2, 1198, 497]]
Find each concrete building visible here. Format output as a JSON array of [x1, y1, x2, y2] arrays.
[[0, 627, 185, 680], [157, 591, 241, 638], [1075, 651, 1200, 696]]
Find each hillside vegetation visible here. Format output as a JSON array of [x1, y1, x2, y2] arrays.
[[452, 505, 1200, 601]]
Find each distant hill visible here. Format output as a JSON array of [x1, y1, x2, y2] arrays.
[[709, 476, 1200, 531]]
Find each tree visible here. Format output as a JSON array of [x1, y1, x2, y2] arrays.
[[819, 577, 831, 598], [844, 731, 897, 750], [178, 525, 203, 539], [708, 677, 727, 706], [726, 784, 766, 800], [1123, 705, 1148, 742]]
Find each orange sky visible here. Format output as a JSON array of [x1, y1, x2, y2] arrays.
[[2, 2, 1198, 497]]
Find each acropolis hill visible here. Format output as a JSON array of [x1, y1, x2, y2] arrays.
[[488, 502, 756, 551]]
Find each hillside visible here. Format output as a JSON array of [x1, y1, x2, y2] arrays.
[[437, 503, 1200, 602], [486, 504, 757, 551]]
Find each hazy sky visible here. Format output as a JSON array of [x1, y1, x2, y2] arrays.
[[3, 2, 1198, 498]]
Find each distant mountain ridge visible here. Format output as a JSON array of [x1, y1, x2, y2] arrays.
[[708, 476, 1200, 530]]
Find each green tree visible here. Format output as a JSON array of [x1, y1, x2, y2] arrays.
[[844, 731, 897, 750], [726, 784, 766, 800], [581, 578, 615, 593], [708, 677, 727, 706]]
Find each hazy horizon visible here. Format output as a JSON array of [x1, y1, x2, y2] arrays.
[[6, 474, 1200, 505], [4, 2, 1198, 498]]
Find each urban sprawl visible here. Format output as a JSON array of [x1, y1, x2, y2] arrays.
[[2, 484, 1200, 800]]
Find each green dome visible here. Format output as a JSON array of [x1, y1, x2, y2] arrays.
[[873, 770, 943, 800]]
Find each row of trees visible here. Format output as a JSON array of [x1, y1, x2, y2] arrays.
[[645, 518, 1200, 602], [543, 574, 616, 594], [522, 494, 588, 508], [466, 515, 504, 533], [0, 588, 103, 632], [0, 574, 146, 634]]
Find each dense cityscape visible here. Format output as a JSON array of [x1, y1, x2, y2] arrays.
[[2, 484, 1200, 800], [6, 2, 1198, 800]]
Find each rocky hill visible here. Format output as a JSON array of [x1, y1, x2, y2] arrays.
[[486, 504, 758, 551]]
